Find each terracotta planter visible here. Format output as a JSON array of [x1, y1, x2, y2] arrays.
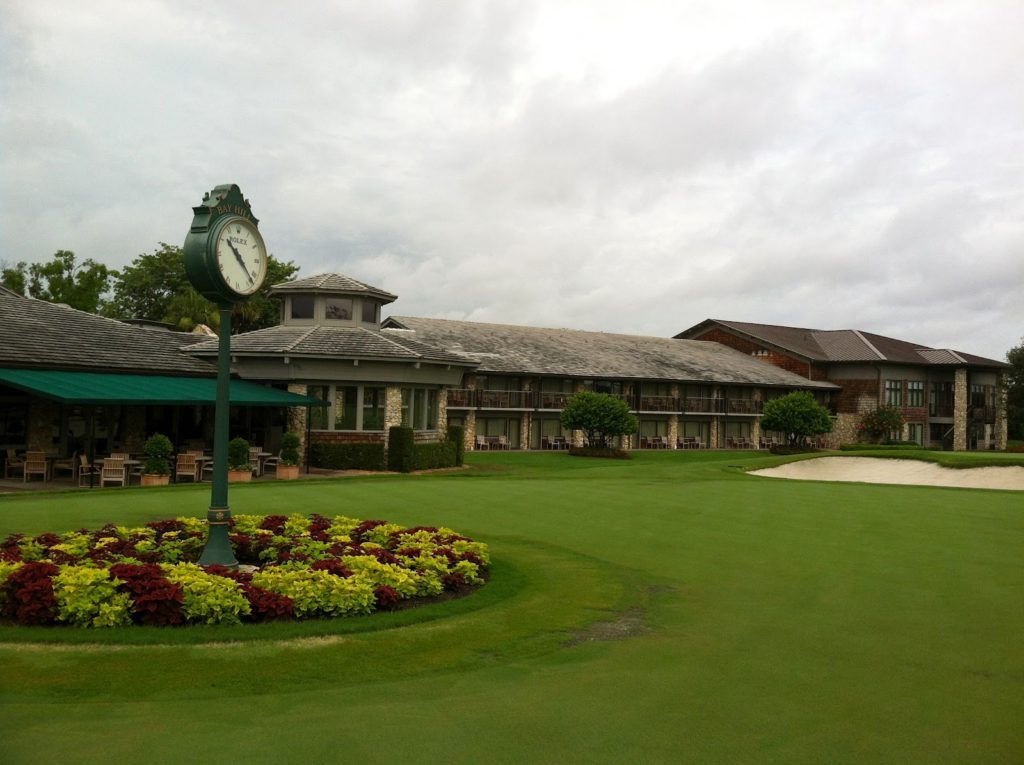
[[228, 469, 253, 483], [276, 464, 301, 480], [140, 474, 170, 487]]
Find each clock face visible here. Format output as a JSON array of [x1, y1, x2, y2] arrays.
[[214, 218, 268, 297]]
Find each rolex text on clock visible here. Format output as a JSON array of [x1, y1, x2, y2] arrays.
[[214, 217, 268, 297]]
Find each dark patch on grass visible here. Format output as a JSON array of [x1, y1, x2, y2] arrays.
[[563, 608, 651, 647]]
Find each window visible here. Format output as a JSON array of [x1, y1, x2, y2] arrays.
[[361, 301, 378, 324], [307, 384, 391, 432], [908, 423, 923, 445], [400, 387, 440, 431], [291, 296, 314, 320], [325, 298, 353, 320], [334, 386, 357, 430], [907, 381, 924, 407], [639, 419, 668, 437], [308, 386, 330, 429], [884, 380, 903, 406], [362, 387, 386, 430]]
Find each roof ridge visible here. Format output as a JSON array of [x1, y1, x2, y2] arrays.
[[284, 326, 320, 353], [851, 329, 886, 360]]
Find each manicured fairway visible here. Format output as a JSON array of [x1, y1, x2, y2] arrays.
[[1, 451, 1022, 764]]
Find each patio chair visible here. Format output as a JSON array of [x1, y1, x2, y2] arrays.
[[100, 457, 128, 488], [261, 451, 281, 475], [175, 453, 202, 483], [77, 454, 99, 487], [51, 451, 78, 480], [497, 435, 509, 450], [4, 449, 25, 479], [249, 447, 262, 476], [24, 452, 49, 482], [475, 436, 488, 451]]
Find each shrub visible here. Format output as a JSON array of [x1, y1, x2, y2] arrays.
[[227, 437, 251, 471], [142, 433, 174, 475], [760, 392, 833, 447], [388, 426, 415, 473], [412, 441, 458, 471], [446, 425, 465, 466], [53, 567, 132, 628], [560, 391, 638, 449], [310, 442, 387, 471], [280, 432, 302, 466], [857, 406, 905, 443], [568, 446, 630, 459]]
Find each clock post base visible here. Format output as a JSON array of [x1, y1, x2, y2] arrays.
[[197, 507, 238, 568]]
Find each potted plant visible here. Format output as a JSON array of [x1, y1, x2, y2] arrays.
[[227, 437, 253, 482], [141, 433, 173, 487], [276, 432, 302, 480]]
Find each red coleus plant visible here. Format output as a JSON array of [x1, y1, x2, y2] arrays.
[[3, 561, 60, 625]]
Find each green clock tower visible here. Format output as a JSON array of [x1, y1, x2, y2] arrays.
[[184, 184, 269, 566]]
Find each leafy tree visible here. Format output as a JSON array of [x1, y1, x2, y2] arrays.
[[4, 251, 114, 313], [1006, 339, 1024, 440], [857, 405, 905, 443], [560, 391, 638, 449], [106, 243, 299, 333], [1, 261, 27, 295], [760, 391, 833, 447], [105, 243, 188, 322]]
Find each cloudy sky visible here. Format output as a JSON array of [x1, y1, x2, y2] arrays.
[[2, 0, 1021, 360]]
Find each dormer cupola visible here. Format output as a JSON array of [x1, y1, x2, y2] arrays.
[[269, 273, 398, 329]]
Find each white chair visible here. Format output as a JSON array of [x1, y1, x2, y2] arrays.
[[100, 458, 128, 488]]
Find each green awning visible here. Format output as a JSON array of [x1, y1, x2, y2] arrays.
[[0, 368, 327, 407]]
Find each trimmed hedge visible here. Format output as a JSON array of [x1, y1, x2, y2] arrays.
[[310, 442, 387, 471], [568, 447, 630, 460], [413, 441, 458, 471], [388, 427, 416, 473], [839, 443, 937, 451], [447, 426, 465, 467]]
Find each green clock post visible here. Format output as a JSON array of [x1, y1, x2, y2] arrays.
[[183, 184, 269, 566]]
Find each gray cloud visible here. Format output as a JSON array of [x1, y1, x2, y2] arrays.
[[1, 0, 1021, 360]]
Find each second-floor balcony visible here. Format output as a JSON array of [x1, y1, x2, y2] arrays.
[[447, 389, 766, 415], [477, 389, 534, 409]]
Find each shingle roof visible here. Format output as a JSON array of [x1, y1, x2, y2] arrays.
[[188, 325, 474, 366], [385, 316, 838, 388], [677, 319, 1007, 368], [268, 273, 397, 303], [0, 291, 216, 376]]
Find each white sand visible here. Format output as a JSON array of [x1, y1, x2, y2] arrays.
[[751, 457, 1024, 491]]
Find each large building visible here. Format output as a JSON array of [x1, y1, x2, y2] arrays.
[[676, 319, 1008, 450], [0, 273, 1008, 467]]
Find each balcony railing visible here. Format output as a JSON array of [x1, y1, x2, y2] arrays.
[[681, 397, 721, 414], [537, 391, 573, 409], [969, 405, 995, 423], [637, 395, 678, 412], [446, 389, 767, 415], [446, 389, 474, 408], [477, 390, 534, 409], [724, 399, 763, 415]]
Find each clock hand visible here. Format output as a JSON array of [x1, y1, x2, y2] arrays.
[[227, 240, 255, 284]]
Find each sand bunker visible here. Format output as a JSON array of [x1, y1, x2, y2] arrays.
[[751, 457, 1024, 491]]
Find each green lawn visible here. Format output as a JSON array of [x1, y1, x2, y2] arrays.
[[1, 451, 1022, 764]]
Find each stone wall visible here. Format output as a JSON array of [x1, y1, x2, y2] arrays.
[[286, 384, 308, 459], [27, 397, 58, 452], [953, 368, 968, 451], [995, 372, 1008, 450]]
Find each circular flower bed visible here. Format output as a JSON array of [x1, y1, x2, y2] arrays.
[[0, 514, 489, 628]]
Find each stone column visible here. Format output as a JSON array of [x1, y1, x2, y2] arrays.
[[123, 407, 146, 452], [437, 388, 449, 437], [520, 413, 531, 450], [995, 372, 1008, 450], [27, 397, 59, 452], [286, 384, 308, 458], [710, 385, 722, 448], [463, 409, 477, 451], [953, 368, 968, 451], [384, 385, 403, 431]]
